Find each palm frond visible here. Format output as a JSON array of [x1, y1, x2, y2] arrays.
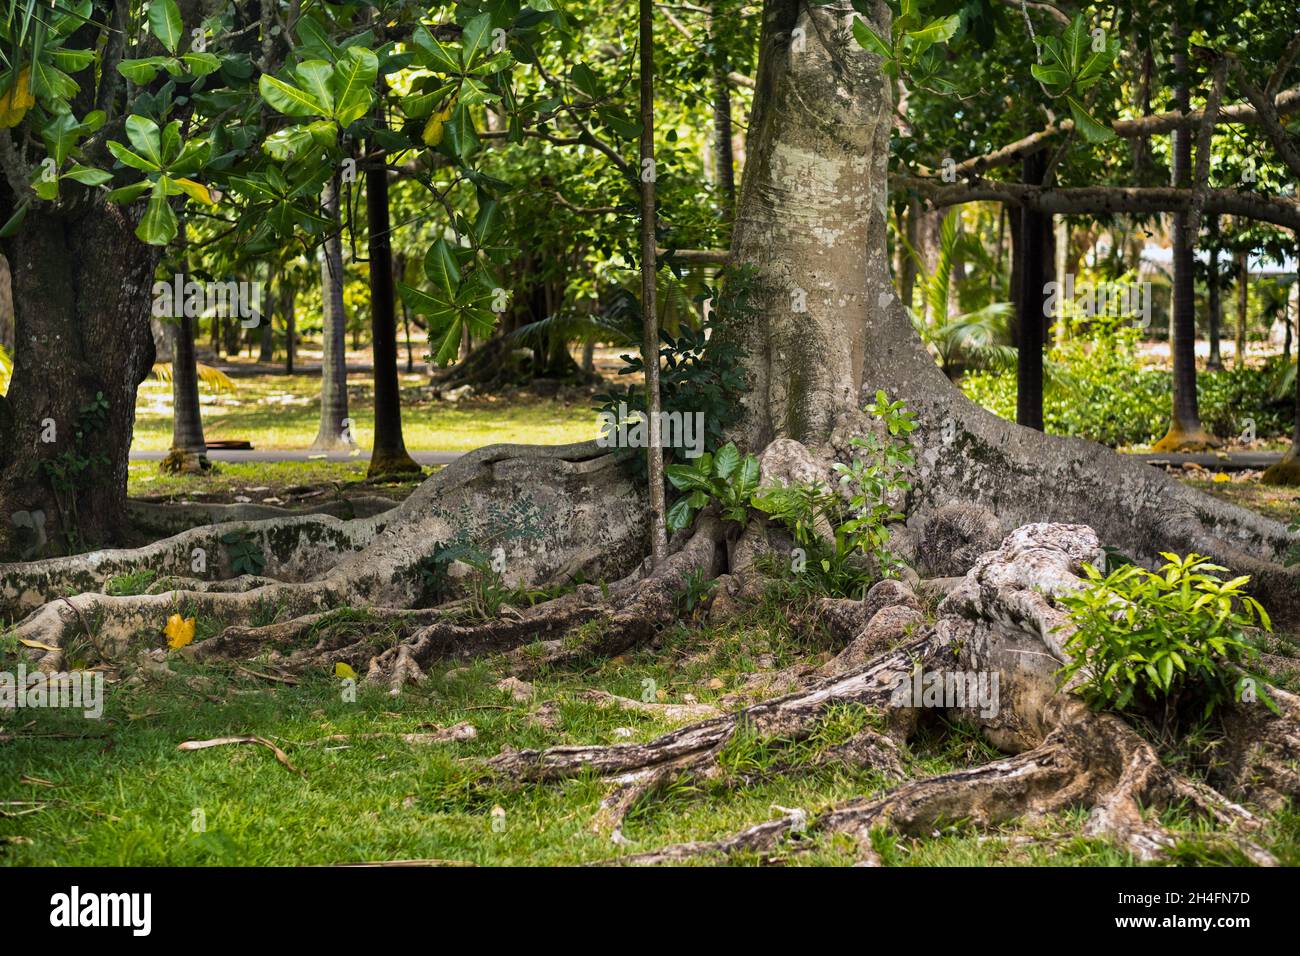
[[151, 362, 236, 393]]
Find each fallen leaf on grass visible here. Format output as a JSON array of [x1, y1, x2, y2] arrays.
[[18, 638, 58, 652], [164, 613, 196, 650], [177, 735, 304, 776], [334, 662, 357, 680]]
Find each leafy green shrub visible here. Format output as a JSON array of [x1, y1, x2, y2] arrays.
[[664, 441, 760, 532], [960, 322, 1291, 447], [752, 391, 915, 597], [1056, 552, 1273, 722], [595, 264, 755, 470]]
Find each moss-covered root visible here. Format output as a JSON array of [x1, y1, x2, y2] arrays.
[[0, 512, 383, 618], [10, 581, 341, 671]]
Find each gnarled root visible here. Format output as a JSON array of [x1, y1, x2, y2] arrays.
[[504, 522, 1292, 864], [7, 442, 648, 672]]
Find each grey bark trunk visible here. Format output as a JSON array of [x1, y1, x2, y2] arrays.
[[311, 176, 355, 451], [727, 0, 1299, 618]]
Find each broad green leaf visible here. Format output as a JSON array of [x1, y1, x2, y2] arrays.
[[30, 60, 79, 101], [41, 112, 80, 166], [460, 13, 493, 66], [182, 52, 222, 77], [1029, 63, 1072, 90], [107, 140, 159, 173], [713, 442, 740, 480], [442, 102, 478, 158], [63, 165, 112, 186], [148, 0, 183, 54], [570, 62, 598, 99], [666, 497, 695, 533], [294, 60, 335, 113], [1066, 95, 1114, 143], [423, 238, 460, 298], [412, 24, 461, 73], [259, 74, 329, 117], [264, 125, 315, 160], [330, 47, 377, 125], [105, 180, 152, 203], [124, 114, 164, 166], [136, 178, 177, 244]]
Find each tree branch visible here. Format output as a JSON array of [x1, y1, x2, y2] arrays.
[[898, 176, 1300, 231]]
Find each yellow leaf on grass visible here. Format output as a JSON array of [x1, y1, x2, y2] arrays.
[[165, 613, 196, 650], [18, 638, 58, 652], [334, 662, 357, 680], [1212, 472, 1231, 483], [0, 68, 34, 129]]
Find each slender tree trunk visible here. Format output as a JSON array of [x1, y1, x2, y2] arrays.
[[284, 282, 296, 374], [1207, 215, 1224, 371], [165, 247, 209, 475], [365, 134, 420, 477], [1236, 249, 1249, 368], [1155, 28, 1215, 450], [258, 267, 275, 364], [0, 204, 159, 557], [640, 0, 668, 566], [1016, 151, 1048, 431], [712, 69, 737, 215], [396, 254, 414, 373], [900, 198, 919, 313], [311, 176, 354, 450]]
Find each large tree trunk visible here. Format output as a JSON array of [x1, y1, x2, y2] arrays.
[[728, 0, 890, 446], [0, 204, 159, 557], [310, 176, 354, 451], [729, 0, 1298, 616]]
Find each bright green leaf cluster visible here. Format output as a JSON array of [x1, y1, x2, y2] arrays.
[[1056, 552, 1275, 719]]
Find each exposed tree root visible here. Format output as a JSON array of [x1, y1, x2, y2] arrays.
[[488, 523, 1292, 864], [0, 513, 384, 617], [6, 442, 648, 671], [126, 495, 399, 540]]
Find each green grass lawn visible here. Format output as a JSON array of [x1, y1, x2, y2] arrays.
[[133, 371, 597, 453], [127, 461, 424, 502], [4, 602, 1295, 866]]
